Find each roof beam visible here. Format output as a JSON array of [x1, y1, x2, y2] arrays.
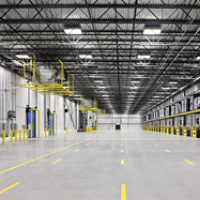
[[0, 3, 199, 9], [0, 19, 199, 24]]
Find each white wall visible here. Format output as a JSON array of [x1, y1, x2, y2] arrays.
[[97, 114, 141, 130], [0, 66, 76, 136]]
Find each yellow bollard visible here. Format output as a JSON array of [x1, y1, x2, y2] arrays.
[[27, 129, 29, 140], [10, 130, 12, 142], [2, 130, 6, 145], [19, 129, 22, 141], [15, 130, 18, 141], [44, 129, 46, 137], [48, 129, 50, 137], [23, 129, 25, 141]]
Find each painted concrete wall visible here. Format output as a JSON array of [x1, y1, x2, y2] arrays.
[[97, 114, 141, 130]]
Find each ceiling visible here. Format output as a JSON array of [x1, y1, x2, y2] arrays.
[[1, 0, 200, 114]]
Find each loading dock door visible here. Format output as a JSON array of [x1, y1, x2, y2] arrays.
[[115, 124, 121, 130]]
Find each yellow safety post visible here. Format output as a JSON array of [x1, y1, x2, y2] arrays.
[[10, 130, 12, 142], [27, 129, 29, 140], [2, 130, 6, 145], [183, 126, 188, 137], [19, 129, 22, 141], [176, 126, 181, 135], [171, 126, 174, 135], [58, 60, 64, 86], [23, 129, 25, 141], [48, 128, 50, 137], [192, 126, 198, 137], [65, 128, 69, 135], [15, 129, 17, 141], [44, 129, 46, 137], [31, 109, 33, 138]]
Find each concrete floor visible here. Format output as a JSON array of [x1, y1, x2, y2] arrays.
[[1, 126, 200, 200]]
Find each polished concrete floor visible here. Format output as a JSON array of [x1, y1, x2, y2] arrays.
[[1, 127, 200, 200]]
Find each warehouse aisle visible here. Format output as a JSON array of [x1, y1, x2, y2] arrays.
[[1, 127, 200, 200]]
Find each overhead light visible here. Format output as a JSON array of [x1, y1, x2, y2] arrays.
[[132, 81, 140, 83], [94, 80, 103, 83], [79, 54, 93, 59], [13, 60, 22, 66], [169, 81, 177, 84], [64, 28, 82, 34], [16, 54, 30, 59], [130, 86, 138, 89], [143, 28, 161, 35], [97, 86, 105, 89], [138, 55, 151, 59], [196, 56, 200, 60]]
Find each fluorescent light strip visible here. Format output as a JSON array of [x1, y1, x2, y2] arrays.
[[143, 28, 161, 35], [79, 54, 93, 59], [64, 28, 82, 34], [16, 54, 30, 59], [138, 55, 150, 59]]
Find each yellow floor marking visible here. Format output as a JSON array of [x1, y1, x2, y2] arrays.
[[86, 143, 89, 146], [155, 144, 158, 146], [0, 182, 20, 195], [149, 141, 151, 143], [52, 159, 61, 165], [166, 150, 170, 152], [75, 149, 79, 152], [121, 150, 123, 152], [121, 184, 126, 200], [184, 159, 194, 165], [0, 134, 104, 175], [121, 159, 124, 165], [121, 144, 123, 146]]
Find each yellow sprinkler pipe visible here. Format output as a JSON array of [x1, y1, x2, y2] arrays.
[[32, 54, 36, 82], [59, 60, 64, 86]]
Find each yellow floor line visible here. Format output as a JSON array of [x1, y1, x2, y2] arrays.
[[184, 159, 194, 165], [75, 149, 79, 152], [166, 150, 170, 152], [121, 150, 123, 152], [155, 144, 158, 146], [0, 182, 20, 195], [121, 144, 123, 146], [121, 184, 126, 200], [121, 159, 124, 165], [86, 143, 89, 146], [0, 134, 103, 175], [52, 159, 61, 165]]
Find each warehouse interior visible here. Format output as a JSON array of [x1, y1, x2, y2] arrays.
[[1, 1, 200, 200]]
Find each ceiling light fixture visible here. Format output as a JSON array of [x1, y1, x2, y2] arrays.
[[16, 54, 30, 59], [143, 28, 161, 35], [138, 55, 151, 59], [64, 28, 82, 34], [196, 56, 200, 60], [79, 54, 93, 59]]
